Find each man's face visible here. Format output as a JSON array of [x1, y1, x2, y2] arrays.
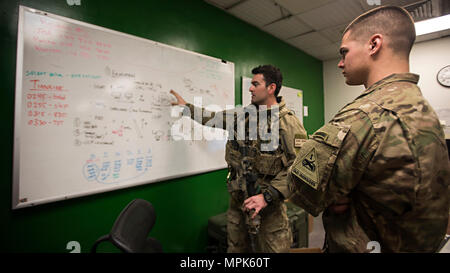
[[249, 74, 272, 105], [338, 31, 369, 86]]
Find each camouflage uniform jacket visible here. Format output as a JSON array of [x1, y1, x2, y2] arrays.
[[185, 97, 307, 201], [288, 73, 450, 252]]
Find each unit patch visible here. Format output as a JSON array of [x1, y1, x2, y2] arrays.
[[292, 147, 320, 190]]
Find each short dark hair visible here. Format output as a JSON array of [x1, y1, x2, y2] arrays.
[[344, 6, 416, 57], [251, 65, 283, 97]]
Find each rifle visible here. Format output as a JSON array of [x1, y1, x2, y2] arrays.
[[241, 144, 261, 253]]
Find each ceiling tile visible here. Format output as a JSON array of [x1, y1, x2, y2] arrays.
[[228, 0, 285, 27], [262, 16, 313, 39], [203, 0, 449, 61], [295, 0, 365, 30], [319, 23, 348, 43], [301, 42, 340, 57], [319, 51, 341, 61], [286, 31, 331, 49], [274, 0, 335, 15]]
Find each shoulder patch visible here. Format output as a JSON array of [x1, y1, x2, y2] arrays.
[[292, 147, 319, 190]]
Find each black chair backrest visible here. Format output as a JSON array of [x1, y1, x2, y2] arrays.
[[109, 199, 157, 252], [91, 198, 162, 253]]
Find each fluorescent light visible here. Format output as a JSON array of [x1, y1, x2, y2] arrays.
[[415, 14, 450, 36]]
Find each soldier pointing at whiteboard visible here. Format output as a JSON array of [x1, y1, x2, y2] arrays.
[[170, 65, 307, 252]]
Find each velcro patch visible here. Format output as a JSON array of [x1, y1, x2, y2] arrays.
[[294, 135, 306, 148], [291, 147, 319, 190], [294, 138, 303, 148]]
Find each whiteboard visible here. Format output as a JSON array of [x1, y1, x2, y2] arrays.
[[242, 77, 303, 122], [13, 6, 234, 209]]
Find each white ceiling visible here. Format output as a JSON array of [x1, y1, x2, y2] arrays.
[[204, 0, 450, 60]]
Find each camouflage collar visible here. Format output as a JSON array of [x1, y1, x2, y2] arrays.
[[360, 73, 420, 98]]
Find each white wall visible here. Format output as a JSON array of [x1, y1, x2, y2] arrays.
[[323, 59, 364, 123], [410, 36, 450, 138], [323, 36, 450, 137]]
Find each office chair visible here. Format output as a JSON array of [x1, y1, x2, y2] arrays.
[[91, 199, 163, 253]]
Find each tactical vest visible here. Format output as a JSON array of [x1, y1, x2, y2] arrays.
[[225, 106, 292, 194]]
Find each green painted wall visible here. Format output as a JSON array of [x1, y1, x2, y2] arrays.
[[0, 0, 324, 252]]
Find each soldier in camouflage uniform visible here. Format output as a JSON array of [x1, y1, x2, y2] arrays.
[[288, 6, 449, 252], [170, 65, 307, 252]]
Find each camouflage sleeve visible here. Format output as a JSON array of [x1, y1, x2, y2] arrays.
[[288, 110, 377, 216], [185, 103, 233, 129], [269, 114, 308, 200]]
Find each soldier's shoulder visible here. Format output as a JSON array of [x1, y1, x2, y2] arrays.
[[329, 108, 379, 142], [279, 107, 299, 121], [280, 111, 302, 126], [339, 93, 400, 128], [332, 106, 371, 124], [371, 81, 422, 109], [382, 79, 420, 92], [280, 110, 306, 136]]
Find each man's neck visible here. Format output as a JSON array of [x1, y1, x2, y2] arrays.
[[259, 97, 278, 108], [364, 58, 410, 89]]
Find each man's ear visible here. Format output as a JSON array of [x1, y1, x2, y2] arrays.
[[368, 34, 383, 56], [267, 83, 277, 95]]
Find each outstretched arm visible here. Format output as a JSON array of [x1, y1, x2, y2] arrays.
[[169, 89, 232, 129], [170, 90, 187, 106]]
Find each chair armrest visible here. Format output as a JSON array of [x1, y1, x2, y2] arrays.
[[90, 234, 110, 253]]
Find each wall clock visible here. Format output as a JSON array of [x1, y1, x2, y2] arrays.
[[437, 65, 450, 87]]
